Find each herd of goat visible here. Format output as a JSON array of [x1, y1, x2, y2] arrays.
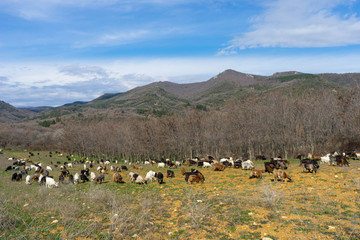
[[2, 150, 355, 188]]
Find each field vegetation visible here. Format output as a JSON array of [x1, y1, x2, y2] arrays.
[[1, 151, 359, 239]]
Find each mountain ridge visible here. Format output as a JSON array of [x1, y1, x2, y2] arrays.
[[2, 69, 360, 123]]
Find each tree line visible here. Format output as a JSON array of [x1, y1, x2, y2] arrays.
[[1, 88, 360, 161]]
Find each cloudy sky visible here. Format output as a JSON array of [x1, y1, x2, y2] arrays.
[[1, 0, 360, 107]]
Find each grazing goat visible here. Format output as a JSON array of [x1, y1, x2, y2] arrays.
[[320, 154, 331, 165], [94, 174, 105, 184], [304, 162, 319, 173], [157, 172, 165, 184], [132, 164, 142, 170], [249, 169, 264, 179], [182, 168, 205, 182], [69, 174, 74, 184], [336, 156, 350, 167], [113, 173, 124, 183], [59, 175, 65, 184], [234, 160, 243, 169], [202, 162, 212, 168], [273, 169, 292, 182], [74, 173, 80, 184], [12, 173, 22, 181], [134, 175, 147, 184], [90, 172, 96, 181], [157, 162, 165, 168], [121, 165, 128, 171], [25, 175, 31, 185], [264, 162, 276, 174], [241, 160, 254, 170], [188, 173, 205, 184], [214, 163, 226, 171], [145, 170, 157, 182], [45, 177, 59, 188], [166, 170, 175, 178], [80, 174, 90, 183], [129, 172, 136, 182]]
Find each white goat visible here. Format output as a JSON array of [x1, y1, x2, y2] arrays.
[[90, 172, 96, 181], [45, 177, 58, 188], [46, 166, 53, 171], [144, 170, 157, 182], [135, 175, 147, 184], [25, 175, 31, 185], [241, 160, 254, 170], [157, 162, 165, 168], [203, 162, 212, 168], [74, 173, 80, 184], [320, 154, 331, 164]]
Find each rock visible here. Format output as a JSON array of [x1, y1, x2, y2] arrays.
[[262, 237, 273, 240], [328, 226, 336, 230]]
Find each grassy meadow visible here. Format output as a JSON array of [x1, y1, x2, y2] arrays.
[[0, 150, 359, 240]]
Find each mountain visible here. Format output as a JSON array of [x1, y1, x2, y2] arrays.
[[3, 69, 360, 122], [0, 101, 36, 122]]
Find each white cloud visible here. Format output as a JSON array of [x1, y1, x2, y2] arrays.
[[0, 0, 196, 21], [219, 0, 360, 54]]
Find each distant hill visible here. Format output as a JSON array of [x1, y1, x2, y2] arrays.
[[0, 101, 35, 122], [2, 69, 360, 122]]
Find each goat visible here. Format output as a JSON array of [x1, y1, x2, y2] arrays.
[[202, 162, 212, 168], [45, 177, 59, 188], [157, 172, 165, 184], [69, 174, 74, 184], [264, 162, 276, 174], [90, 172, 96, 181], [132, 164, 142, 170], [273, 169, 292, 182], [144, 170, 157, 182], [121, 165, 128, 171], [25, 175, 31, 185], [157, 162, 165, 168], [59, 175, 65, 184], [249, 169, 264, 179], [166, 170, 175, 178], [188, 173, 205, 184], [134, 175, 147, 184], [214, 163, 226, 171], [74, 173, 80, 184], [80, 174, 90, 183], [241, 160, 254, 170], [94, 174, 105, 184], [113, 173, 124, 183]]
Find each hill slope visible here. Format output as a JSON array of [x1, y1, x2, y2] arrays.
[[3, 69, 360, 122]]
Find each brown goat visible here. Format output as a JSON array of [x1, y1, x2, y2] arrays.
[[188, 173, 205, 184], [249, 169, 264, 179], [214, 163, 225, 171], [113, 173, 124, 183], [273, 169, 292, 182], [132, 164, 142, 170]]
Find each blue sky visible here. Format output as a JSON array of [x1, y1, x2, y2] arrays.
[[1, 0, 360, 107]]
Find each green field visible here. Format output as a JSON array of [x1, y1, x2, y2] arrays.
[[0, 151, 359, 239]]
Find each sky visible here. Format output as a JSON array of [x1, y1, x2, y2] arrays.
[[1, 0, 360, 107]]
